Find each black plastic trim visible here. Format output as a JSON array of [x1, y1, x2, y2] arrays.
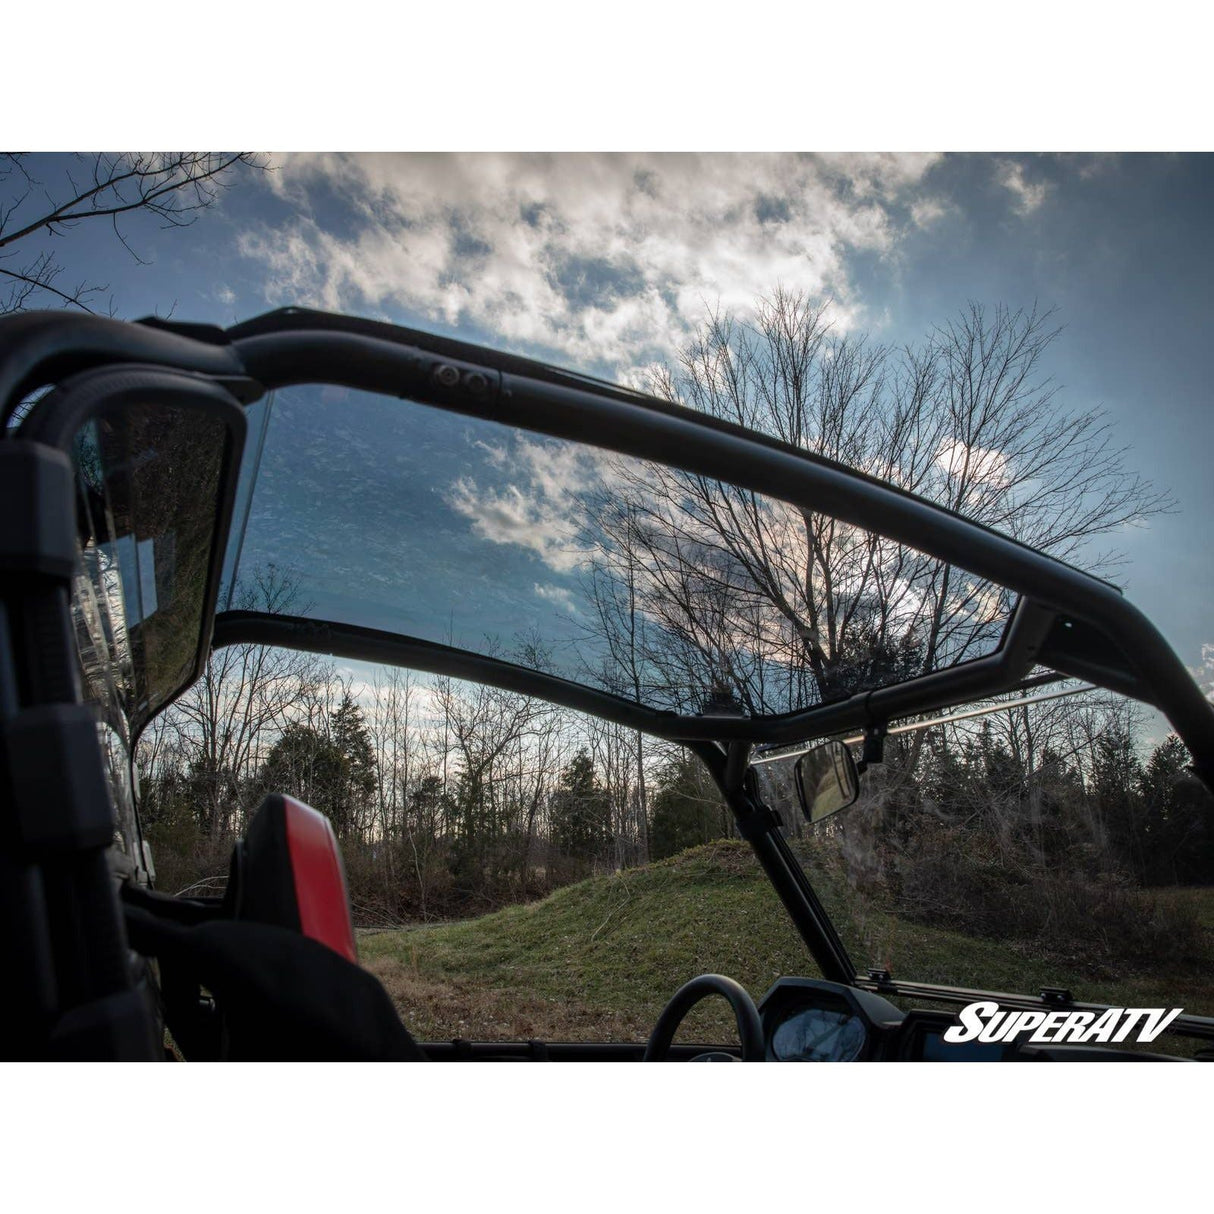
[[6, 703, 115, 852], [0, 312, 246, 425], [0, 443, 77, 579]]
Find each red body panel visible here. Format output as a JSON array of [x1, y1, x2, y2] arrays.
[[281, 796, 359, 963]]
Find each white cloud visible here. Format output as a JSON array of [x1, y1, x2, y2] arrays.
[[471, 439, 507, 467], [910, 196, 952, 228], [447, 476, 582, 571], [534, 583, 578, 613], [241, 153, 944, 369], [445, 436, 605, 573], [996, 158, 1048, 215], [934, 438, 1011, 488], [1197, 643, 1214, 702]]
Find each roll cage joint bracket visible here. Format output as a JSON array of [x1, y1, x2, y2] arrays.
[[856, 716, 887, 776], [725, 742, 786, 838]]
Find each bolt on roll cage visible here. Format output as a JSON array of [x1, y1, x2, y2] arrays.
[[4, 305, 1214, 1047]]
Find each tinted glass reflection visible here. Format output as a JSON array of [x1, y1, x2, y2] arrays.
[[72, 403, 227, 725], [226, 384, 1014, 717]]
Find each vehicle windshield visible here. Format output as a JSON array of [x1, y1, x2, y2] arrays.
[[222, 384, 1015, 716], [210, 383, 1213, 1025], [755, 688, 1214, 1023]]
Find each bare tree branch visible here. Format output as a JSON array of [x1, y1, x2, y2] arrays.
[[0, 152, 269, 314], [582, 289, 1172, 722]]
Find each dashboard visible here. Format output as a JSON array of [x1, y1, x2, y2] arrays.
[[757, 978, 1185, 1061]]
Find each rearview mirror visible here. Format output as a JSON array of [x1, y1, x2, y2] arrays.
[[794, 740, 860, 825]]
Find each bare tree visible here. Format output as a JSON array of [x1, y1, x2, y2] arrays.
[[586, 715, 651, 868], [365, 666, 454, 916], [586, 291, 1171, 721], [434, 665, 554, 892], [146, 567, 329, 837], [0, 152, 268, 314]]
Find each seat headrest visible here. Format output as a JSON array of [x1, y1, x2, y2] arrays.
[[227, 794, 358, 964]]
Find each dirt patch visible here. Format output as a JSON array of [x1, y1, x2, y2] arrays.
[[364, 955, 651, 1042]]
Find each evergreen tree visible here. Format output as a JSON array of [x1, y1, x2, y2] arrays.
[[1092, 727, 1146, 879], [258, 722, 350, 832], [1139, 735, 1214, 884], [549, 750, 612, 869], [331, 693, 378, 838], [649, 752, 730, 860]]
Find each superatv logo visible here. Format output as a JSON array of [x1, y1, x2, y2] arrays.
[[943, 1001, 1183, 1046]]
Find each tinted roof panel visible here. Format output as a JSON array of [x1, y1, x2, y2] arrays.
[[223, 384, 1017, 716]]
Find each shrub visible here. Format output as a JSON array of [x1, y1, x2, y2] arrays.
[[889, 822, 1206, 971]]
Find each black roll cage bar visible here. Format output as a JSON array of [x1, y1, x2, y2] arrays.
[[5, 307, 1214, 1046]]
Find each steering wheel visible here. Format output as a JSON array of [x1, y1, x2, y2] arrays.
[[643, 974, 765, 1061]]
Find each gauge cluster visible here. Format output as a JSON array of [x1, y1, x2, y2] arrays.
[[759, 979, 903, 1061], [757, 979, 1188, 1061]]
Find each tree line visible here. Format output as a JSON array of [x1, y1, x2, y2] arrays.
[[136, 630, 1212, 928], [138, 641, 693, 919]]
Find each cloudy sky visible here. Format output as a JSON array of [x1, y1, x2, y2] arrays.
[[8, 152, 1212, 687]]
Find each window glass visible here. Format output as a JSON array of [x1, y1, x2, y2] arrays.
[[225, 384, 1016, 718], [765, 686, 1214, 1040]]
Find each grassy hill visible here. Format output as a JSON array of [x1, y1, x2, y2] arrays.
[[360, 840, 1214, 1049]]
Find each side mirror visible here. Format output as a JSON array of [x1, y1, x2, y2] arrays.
[[794, 740, 860, 825]]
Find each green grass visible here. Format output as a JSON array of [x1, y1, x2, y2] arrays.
[[360, 840, 1214, 1051]]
